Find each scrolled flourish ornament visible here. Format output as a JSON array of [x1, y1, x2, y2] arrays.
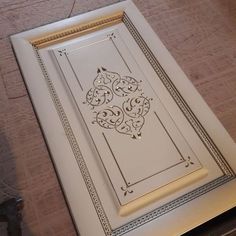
[[84, 67, 152, 139]]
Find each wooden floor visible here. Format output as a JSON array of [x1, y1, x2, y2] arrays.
[[0, 0, 236, 235]]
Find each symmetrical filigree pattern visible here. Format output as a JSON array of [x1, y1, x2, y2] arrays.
[[84, 67, 140, 108], [84, 67, 152, 139]]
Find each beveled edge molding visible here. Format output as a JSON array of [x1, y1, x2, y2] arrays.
[[30, 11, 124, 49]]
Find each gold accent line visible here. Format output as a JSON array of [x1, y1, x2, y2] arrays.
[[30, 11, 124, 49]]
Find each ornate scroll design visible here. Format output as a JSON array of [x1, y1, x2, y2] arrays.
[[93, 95, 151, 139], [84, 67, 152, 139], [84, 67, 141, 108]]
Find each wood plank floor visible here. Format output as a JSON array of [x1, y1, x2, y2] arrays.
[[0, 0, 236, 235]]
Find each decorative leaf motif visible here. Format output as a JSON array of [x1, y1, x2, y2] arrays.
[[121, 186, 134, 196], [185, 156, 194, 167]]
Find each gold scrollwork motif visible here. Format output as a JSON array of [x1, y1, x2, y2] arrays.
[[84, 67, 152, 139]]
